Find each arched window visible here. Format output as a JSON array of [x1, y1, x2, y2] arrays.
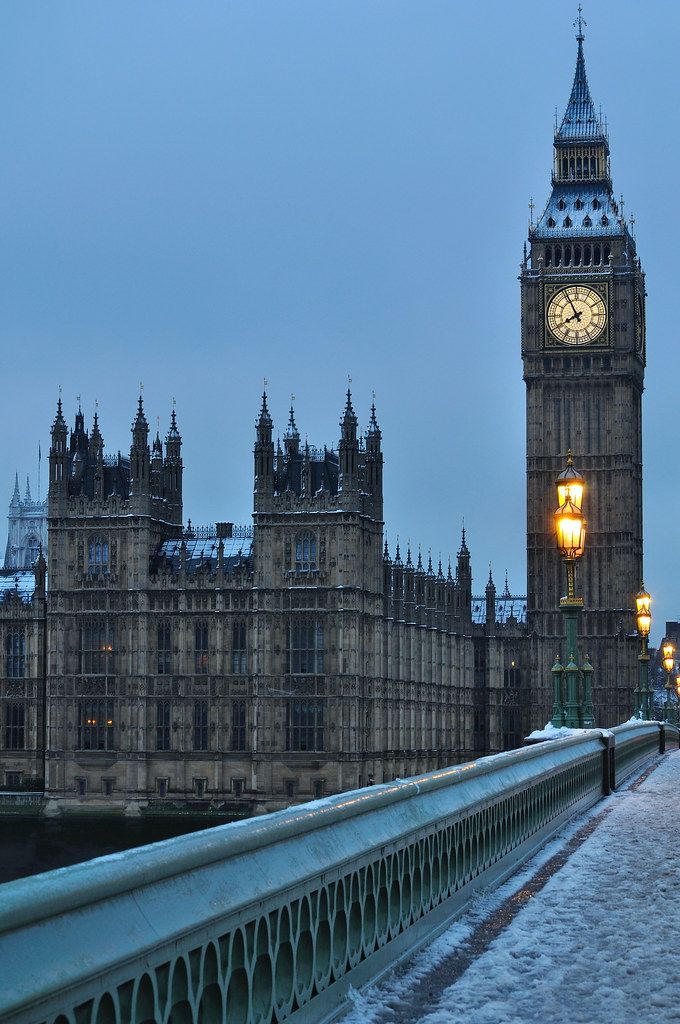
[[573, 245, 581, 266], [5, 631, 25, 678], [289, 618, 324, 674], [295, 532, 317, 572], [576, 156, 582, 178], [25, 536, 40, 566], [545, 247, 552, 266], [232, 621, 247, 673], [594, 244, 601, 264], [583, 245, 591, 266], [591, 156, 597, 176], [232, 700, 247, 751], [554, 247, 562, 267], [564, 245, 572, 265], [562, 157, 568, 178], [157, 621, 172, 675], [563, 217, 572, 228], [583, 215, 592, 227], [601, 215, 609, 227], [194, 621, 209, 674], [77, 700, 114, 750], [88, 536, 109, 575], [156, 700, 171, 751], [592, 198, 600, 210], [603, 244, 611, 262], [286, 700, 325, 752], [5, 703, 25, 750], [547, 217, 556, 229], [193, 700, 208, 750], [79, 621, 115, 675], [557, 199, 566, 211], [574, 198, 583, 210]]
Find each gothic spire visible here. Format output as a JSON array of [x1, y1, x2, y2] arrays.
[[11, 472, 20, 505], [285, 400, 299, 439], [458, 523, 470, 557], [556, 16, 606, 145], [133, 393, 148, 432], [257, 389, 272, 428], [25, 475, 31, 502], [368, 400, 380, 435], [167, 405, 181, 440]]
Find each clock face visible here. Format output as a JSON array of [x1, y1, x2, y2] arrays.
[[546, 285, 607, 346]]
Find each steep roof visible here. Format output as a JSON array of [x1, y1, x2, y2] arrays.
[[556, 35, 607, 145]]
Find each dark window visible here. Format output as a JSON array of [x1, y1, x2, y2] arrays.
[[102, 778, 114, 796], [285, 780, 295, 799], [156, 700, 171, 751], [295, 532, 317, 572], [232, 778, 244, 797], [574, 198, 583, 210], [583, 215, 592, 227], [232, 700, 246, 751], [193, 700, 208, 750], [88, 536, 109, 575], [5, 631, 25, 678], [79, 621, 115, 675], [557, 199, 566, 211], [563, 216, 572, 228], [5, 771, 21, 788], [157, 621, 172, 674], [313, 779, 325, 800], [547, 217, 556, 229], [232, 621, 247, 673], [76, 778, 86, 797], [592, 198, 600, 209], [195, 778, 207, 798], [157, 777, 168, 798], [5, 703, 25, 750], [601, 215, 609, 226], [286, 700, 325, 752], [289, 618, 325, 674], [77, 700, 115, 750], [504, 665, 521, 688], [194, 621, 209, 674]]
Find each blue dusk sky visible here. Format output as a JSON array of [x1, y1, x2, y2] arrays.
[[0, 1, 676, 639]]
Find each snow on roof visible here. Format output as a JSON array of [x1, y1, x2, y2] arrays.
[[0, 570, 39, 603], [471, 597, 527, 626], [155, 536, 253, 574]]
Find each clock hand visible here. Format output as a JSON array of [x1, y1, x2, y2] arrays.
[[564, 311, 582, 324], [568, 295, 580, 317]]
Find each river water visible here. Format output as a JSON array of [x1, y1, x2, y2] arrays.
[[0, 814, 236, 884]]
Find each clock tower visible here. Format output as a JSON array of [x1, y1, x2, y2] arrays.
[[522, 21, 645, 727]]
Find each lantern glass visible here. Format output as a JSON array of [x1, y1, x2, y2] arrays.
[[556, 452, 585, 511], [636, 587, 651, 618], [636, 612, 651, 638], [554, 500, 586, 560], [662, 641, 675, 673]]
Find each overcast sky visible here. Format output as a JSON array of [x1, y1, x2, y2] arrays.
[[0, 1, 676, 641]]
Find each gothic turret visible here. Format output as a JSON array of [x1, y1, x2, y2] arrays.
[[164, 407, 183, 515], [339, 388, 358, 495], [130, 395, 150, 497], [485, 566, 496, 635], [456, 525, 472, 622], [10, 473, 20, 509], [49, 397, 68, 496], [90, 410, 105, 501], [254, 391, 274, 509], [150, 430, 163, 499], [365, 401, 383, 518]]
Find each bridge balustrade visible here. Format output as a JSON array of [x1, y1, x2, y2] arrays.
[[0, 721, 673, 1024]]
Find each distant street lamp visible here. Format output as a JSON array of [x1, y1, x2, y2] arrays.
[[635, 586, 652, 720], [551, 452, 592, 728], [675, 675, 680, 727], [662, 640, 675, 724]]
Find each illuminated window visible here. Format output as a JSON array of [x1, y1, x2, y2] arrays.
[[5, 631, 25, 678], [79, 621, 115, 675], [77, 700, 114, 750], [87, 536, 109, 575], [5, 703, 25, 750], [194, 621, 209, 674]]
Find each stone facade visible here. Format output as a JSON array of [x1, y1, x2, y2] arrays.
[[0, 394, 526, 811], [522, 31, 644, 728]]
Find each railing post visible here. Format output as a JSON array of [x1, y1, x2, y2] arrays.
[[659, 723, 666, 754], [601, 732, 615, 794]]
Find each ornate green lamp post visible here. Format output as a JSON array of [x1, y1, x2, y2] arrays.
[[675, 676, 680, 727], [551, 452, 590, 728], [635, 586, 652, 720], [662, 640, 675, 724]]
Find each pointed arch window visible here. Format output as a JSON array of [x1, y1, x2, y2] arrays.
[[574, 199, 583, 210], [79, 621, 115, 675], [583, 215, 592, 227], [194, 621, 209, 674], [289, 617, 325, 674], [5, 703, 25, 750], [232, 621, 247, 673], [563, 217, 572, 228], [157, 621, 172, 674], [88, 536, 109, 575], [156, 700, 171, 751], [295, 532, 317, 572], [25, 536, 40, 566], [6, 630, 25, 678], [547, 217, 556, 229], [557, 199, 566, 211], [592, 198, 601, 210], [600, 215, 609, 226]]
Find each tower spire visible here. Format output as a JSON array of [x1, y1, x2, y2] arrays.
[[556, 15, 605, 145]]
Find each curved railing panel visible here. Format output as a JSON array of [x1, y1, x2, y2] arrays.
[[0, 724, 666, 1024]]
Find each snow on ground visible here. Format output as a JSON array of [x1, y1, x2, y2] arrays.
[[343, 751, 680, 1024]]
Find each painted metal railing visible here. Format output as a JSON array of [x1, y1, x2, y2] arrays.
[[0, 722, 670, 1024]]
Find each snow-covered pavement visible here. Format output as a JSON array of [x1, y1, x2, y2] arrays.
[[344, 750, 680, 1024]]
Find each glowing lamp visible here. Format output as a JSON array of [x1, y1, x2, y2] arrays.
[[675, 674, 680, 699], [662, 641, 675, 674], [635, 586, 651, 637], [556, 450, 585, 511], [554, 498, 586, 560]]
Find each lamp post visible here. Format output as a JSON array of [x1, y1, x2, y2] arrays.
[[635, 586, 652, 720], [675, 675, 680, 727], [662, 640, 675, 724], [551, 452, 590, 728]]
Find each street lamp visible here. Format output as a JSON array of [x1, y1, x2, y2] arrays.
[[635, 586, 652, 720], [675, 674, 680, 727], [662, 640, 675, 724], [551, 452, 592, 728]]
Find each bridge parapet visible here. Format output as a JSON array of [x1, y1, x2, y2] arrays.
[[0, 722, 672, 1024]]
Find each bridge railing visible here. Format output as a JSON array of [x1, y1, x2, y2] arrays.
[[0, 722, 672, 1024]]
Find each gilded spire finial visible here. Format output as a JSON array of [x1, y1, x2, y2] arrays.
[[574, 4, 586, 41]]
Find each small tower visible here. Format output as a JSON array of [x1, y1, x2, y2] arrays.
[[456, 525, 472, 623], [90, 410, 105, 502], [365, 400, 383, 519], [485, 566, 497, 635], [164, 407, 183, 518], [150, 430, 163, 500], [253, 391, 274, 511], [130, 395, 150, 498], [339, 388, 358, 496], [49, 397, 68, 497]]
